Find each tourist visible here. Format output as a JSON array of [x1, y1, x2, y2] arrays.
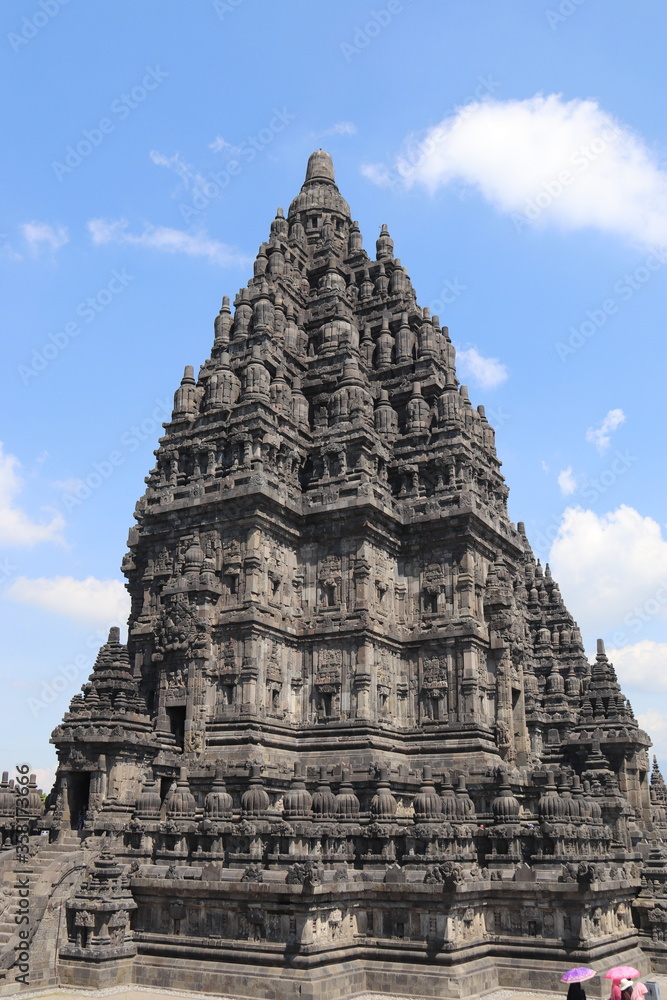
[[619, 980, 634, 1000], [567, 983, 587, 1000], [610, 981, 623, 1000]]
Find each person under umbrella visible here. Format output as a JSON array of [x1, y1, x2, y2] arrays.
[[610, 980, 622, 1000], [561, 967, 597, 1000], [619, 981, 634, 1000]]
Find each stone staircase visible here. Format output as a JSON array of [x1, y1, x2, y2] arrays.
[[0, 832, 89, 990]]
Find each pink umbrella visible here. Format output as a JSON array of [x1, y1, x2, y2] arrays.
[[605, 968, 640, 980], [561, 968, 597, 983]]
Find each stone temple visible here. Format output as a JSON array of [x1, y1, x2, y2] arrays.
[[3, 150, 667, 998]]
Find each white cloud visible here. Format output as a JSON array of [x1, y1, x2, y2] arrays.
[[364, 94, 667, 247], [208, 136, 242, 155], [557, 466, 577, 495], [0, 236, 22, 261], [361, 162, 395, 188], [87, 218, 250, 268], [0, 443, 65, 547], [585, 407, 626, 454], [32, 766, 57, 795], [51, 477, 84, 493], [315, 122, 358, 138], [549, 504, 667, 640], [21, 221, 68, 256], [638, 709, 667, 733], [608, 640, 667, 692], [541, 460, 550, 474], [6, 575, 130, 628], [637, 709, 667, 766], [148, 149, 214, 196], [456, 346, 508, 389]]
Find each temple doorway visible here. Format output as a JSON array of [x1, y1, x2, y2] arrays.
[[167, 705, 186, 749], [67, 772, 90, 830]]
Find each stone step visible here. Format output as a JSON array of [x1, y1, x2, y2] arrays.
[[33, 852, 72, 863], [31, 843, 84, 866]]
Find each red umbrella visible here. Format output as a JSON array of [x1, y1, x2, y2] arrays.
[[561, 968, 597, 983], [605, 967, 640, 980]]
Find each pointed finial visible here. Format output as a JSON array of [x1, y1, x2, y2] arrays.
[[108, 627, 120, 644], [253, 246, 268, 276], [348, 220, 363, 252], [305, 149, 335, 184], [376, 223, 394, 260], [182, 365, 195, 384]]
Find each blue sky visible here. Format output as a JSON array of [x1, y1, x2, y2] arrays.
[[1, 0, 665, 789]]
